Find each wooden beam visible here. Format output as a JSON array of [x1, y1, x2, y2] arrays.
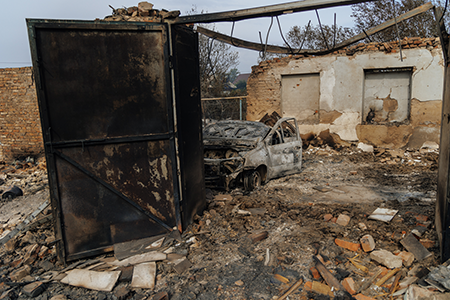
[[196, 2, 434, 55], [170, 0, 375, 24]]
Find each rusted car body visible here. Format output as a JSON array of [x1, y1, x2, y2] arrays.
[[203, 117, 302, 190]]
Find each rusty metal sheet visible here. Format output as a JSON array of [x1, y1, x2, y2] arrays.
[[27, 20, 205, 262]]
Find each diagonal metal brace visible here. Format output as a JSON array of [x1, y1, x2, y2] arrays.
[[54, 150, 173, 232]]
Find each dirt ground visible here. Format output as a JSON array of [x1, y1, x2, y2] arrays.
[[0, 146, 443, 300]]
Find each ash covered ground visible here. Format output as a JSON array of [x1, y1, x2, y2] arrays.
[[0, 146, 443, 300]]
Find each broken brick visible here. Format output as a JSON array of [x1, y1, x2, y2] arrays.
[[309, 267, 321, 280], [419, 239, 435, 248], [342, 277, 357, 295], [323, 214, 333, 222], [360, 234, 375, 252], [355, 294, 376, 300], [304, 281, 313, 291], [335, 238, 361, 252], [397, 251, 415, 267]]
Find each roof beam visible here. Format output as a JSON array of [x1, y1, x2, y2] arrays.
[[170, 0, 375, 24], [196, 2, 434, 55]]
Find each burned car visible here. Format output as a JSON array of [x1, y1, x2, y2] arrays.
[[203, 117, 302, 190]]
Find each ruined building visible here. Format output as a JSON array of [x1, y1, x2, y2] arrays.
[[0, 67, 43, 161], [247, 37, 443, 149]]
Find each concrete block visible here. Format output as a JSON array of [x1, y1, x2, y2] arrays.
[[370, 249, 402, 269]]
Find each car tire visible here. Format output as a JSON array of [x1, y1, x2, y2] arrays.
[[244, 170, 261, 191]]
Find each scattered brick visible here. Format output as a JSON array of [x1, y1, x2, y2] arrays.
[[397, 251, 415, 267], [355, 294, 377, 300], [342, 277, 357, 295], [309, 267, 321, 280], [419, 239, 435, 248], [336, 214, 351, 226], [360, 234, 376, 252], [335, 238, 361, 252], [359, 223, 368, 230], [324, 214, 333, 222]]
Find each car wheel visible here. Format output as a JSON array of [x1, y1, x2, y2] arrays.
[[244, 170, 261, 191]]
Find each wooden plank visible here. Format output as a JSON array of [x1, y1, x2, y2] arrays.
[[196, 2, 434, 55], [171, 0, 375, 24]]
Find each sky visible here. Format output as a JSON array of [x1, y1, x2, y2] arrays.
[[0, 1, 354, 73]]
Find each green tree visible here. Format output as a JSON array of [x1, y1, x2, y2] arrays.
[[189, 7, 239, 98], [351, 0, 449, 42], [286, 24, 355, 50]]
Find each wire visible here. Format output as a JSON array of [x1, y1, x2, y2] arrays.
[[230, 21, 238, 47], [275, 16, 294, 54], [440, 0, 448, 23], [315, 9, 330, 50], [392, 0, 403, 62], [259, 16, 274, 60], [299, 20, 312, 52]]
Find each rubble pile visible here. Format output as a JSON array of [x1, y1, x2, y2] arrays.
[[100, 2, 180, 23], [0, 147, 447, 300]]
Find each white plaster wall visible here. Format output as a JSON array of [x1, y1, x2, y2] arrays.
[[276, 48, 443, 141]]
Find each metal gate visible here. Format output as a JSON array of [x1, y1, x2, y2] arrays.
[[27, 20, 205, 262]]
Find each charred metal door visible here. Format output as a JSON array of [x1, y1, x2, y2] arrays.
[[27, 20, 204, 262]]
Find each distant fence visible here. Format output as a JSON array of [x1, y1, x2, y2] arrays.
[[201, 96, 247, 122]]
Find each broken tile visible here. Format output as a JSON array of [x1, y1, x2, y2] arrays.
[[368, 208, 398, 222], [131, 262, 156, 289], [109, 251, 166, 267], [173, 258, 192, 274], [370, 249, 402, 269], [411, 225, 427, 237], [400, 234, 432, 261], [61, 269, 121, 292], [360, 234, 375, 252], [23, 281, 46, 297]]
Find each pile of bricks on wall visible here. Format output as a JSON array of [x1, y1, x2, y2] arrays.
[[252, 37, 440, 72], [0, 67, 43, 162]]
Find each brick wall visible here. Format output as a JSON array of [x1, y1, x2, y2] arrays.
[[0, 67, 43, 161]]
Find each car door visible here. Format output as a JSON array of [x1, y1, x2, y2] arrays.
[[265, 118, 302, 179]]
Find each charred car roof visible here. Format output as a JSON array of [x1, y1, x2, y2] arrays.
[[203, 120, 271, 141]]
